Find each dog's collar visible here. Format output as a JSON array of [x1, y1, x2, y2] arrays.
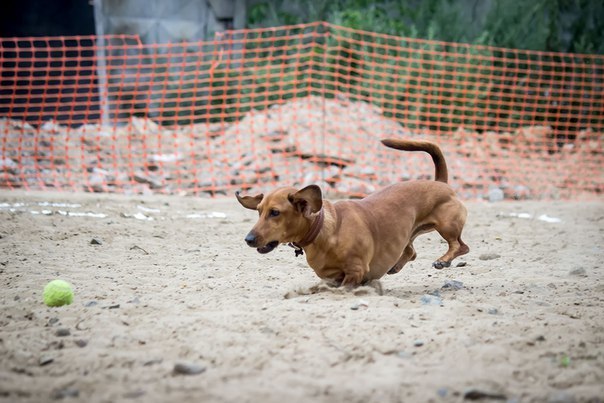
[[288, 208, 325, 257]]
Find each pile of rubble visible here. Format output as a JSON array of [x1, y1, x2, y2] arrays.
[[1, 95, 602, 200]]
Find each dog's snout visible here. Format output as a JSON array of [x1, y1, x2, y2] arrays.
[[245, 232, 257, 247]]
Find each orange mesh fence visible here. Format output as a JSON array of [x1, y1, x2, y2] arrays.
[[1, 22, 602, 199]]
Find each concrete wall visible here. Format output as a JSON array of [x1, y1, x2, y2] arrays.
[[93, 0, 246, 44]]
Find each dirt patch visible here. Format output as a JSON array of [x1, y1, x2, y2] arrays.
[[1, 190, 603, 402]]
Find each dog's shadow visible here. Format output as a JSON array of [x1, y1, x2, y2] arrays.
[[284, 280, 454, 301], [283, 280, 385, 299]]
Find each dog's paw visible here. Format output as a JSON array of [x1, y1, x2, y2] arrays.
[[387, 267, 399, 275], [432, 260, 451, 269]]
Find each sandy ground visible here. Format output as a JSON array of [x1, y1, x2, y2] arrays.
[[0, 190, 603, 403]]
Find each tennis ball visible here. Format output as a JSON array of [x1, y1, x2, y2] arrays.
[[43, 280, 74, 307]]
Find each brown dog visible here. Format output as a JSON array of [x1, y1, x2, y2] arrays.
[[236, 139, 469, 287]]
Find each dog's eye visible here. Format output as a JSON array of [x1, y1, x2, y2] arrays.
[[269, 209, 280, 217]]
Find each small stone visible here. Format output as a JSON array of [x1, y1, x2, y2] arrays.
[[442, 280, 464, 290], [55, 328, 70, 337], [173, 362, 206, 375], [50, 340, 65, 350], [143, 358, 163, 366], [75, 321, 89, 331], [479, 253, 501, 261], [464, 388, 507, 400], [488, 187, 504, 202], [39, 355, 54, 366], [396, 351, 412, 359], [48, 317, 60, 326], [90, 238, 102, 245], [420, 294, 442, 305], [51, 387, 79, 400], [74, 339, 88, 348], [350, 299, 369, 310], [456, 261, 467, 267], [84, 301, 98, 307], [413, 340, 424, 347], [488, 308, 499, 315], [259, 327, 274, 334], [568, 268, 587, 277], [512, 185, 531, 200]]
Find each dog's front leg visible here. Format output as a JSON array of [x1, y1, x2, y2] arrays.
[[341, 258, 369, 287]]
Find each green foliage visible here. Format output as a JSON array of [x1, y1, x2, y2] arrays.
[[240, 0, 603, 134], [246, 0, 604, 54]]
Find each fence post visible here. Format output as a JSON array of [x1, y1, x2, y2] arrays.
[[320, 23, 329, 183], [93, 0, 110, 127]]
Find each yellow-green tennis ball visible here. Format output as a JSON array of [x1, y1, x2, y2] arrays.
[[43, 280, 74, 307]]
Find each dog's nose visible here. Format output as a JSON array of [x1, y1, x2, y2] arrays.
[[245, 233, 257, 247]]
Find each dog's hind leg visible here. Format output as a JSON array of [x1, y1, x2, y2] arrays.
[[387, 244, 417, 275], [432, 226, 469, 269], [432, 202, 469, 269], [433, 235, 469, 269], [341, 257, 371, 287]]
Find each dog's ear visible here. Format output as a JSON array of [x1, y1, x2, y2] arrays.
[[288, 185, 322, 217], [235, 191, 263, 210]]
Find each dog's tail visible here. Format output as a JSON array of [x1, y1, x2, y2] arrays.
[[380, 139, 448, 183]]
